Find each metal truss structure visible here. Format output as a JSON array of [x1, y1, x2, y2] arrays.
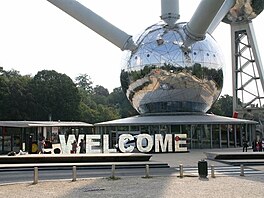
[[231, 22, 264, 135]]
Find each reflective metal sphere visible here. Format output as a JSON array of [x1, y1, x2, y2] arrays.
[[120, 22, 224, 114], [223, 0, 264, 24]]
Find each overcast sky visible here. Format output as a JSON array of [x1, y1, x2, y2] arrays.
[[0, 0, 263, 96]]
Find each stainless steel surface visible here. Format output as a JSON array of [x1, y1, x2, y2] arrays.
[[46, 0, 136, 51], [160, 0, 180, 28], [121, 22, 224, 114], [223, 0, 264, 24], [183, 0, 226, 47], [207, 0, 236, 33]]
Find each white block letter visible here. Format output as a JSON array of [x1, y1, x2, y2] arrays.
[[155, 134, 173, 152], [59, 134, 76, 154], [137, 134, 153, 153], [86, 135, 101, 153], [103, 134, 117, 153], [118, 134, 134, 153], [175, 134, 187, 152]]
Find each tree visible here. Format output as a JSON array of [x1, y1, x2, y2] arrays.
[[75, 74, 93, 93], [108, 87, 138, 118], [90, 85, 109, 105], [94, 85, 109, 96], [209, 94, 234, 117], [78, 86, 120, 123], [29, 70, 80, 121], [0, 69, 32, 120]]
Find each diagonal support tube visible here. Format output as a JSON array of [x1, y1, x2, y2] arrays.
[[207, 0, 236, 34], [46, 0, 137, 51], [183, 0, 226, 48]]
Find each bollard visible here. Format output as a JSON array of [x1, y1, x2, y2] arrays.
[[179, 164, 183, 178], [211, 165, 215, 178], [240, 164, 245, 176], [33, 167, 38, 184], [145, 164, 150, 178], [72, 166, 77, 181], [111, 164, 116, 178]]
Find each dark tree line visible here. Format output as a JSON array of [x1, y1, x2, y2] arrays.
[[0, 69, 137, 123], [0, 68, 233, 123]]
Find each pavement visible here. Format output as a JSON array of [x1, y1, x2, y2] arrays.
[[1, 147, 264, 198], [151, 147, 264, 171], [1, 147, 264, 171]]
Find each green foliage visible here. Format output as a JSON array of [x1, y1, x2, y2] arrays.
[[93, 85, 109, 96], [28, 70, 81, 121], [0, 70, 32, 120], [209, 94, 234, 117], [75, 73, 93, 93], [0, 69, 128, 122], [0, 67, 237, 122], [108, 87, 138, 118]]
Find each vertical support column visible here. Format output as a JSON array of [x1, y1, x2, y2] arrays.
[[249, 124, 252, 146], [161, 0, 180, 28], [219, 124, 222, 148], [210, 125, 213, 149], [245, 124, 248, 141], [234, 125, 237, 147], [240, 125, 243, 146], [227, 124, 230, 148]]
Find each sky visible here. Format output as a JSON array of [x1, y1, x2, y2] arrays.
[[0, 0, 263, 96]]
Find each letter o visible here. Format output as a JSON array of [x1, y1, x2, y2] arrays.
[[137, 134, 153, 152]]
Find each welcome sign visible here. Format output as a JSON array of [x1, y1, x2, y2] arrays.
[[59, 133, 187, 154]]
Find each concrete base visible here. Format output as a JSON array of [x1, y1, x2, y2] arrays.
[[205, 151, 264, 165], [0, 153, 152, 164], [205, 152, 264, 160]]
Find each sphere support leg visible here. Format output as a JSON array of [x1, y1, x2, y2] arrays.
[[231, 22, 264, 136]]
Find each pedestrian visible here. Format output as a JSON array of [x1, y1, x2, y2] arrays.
[[258, 140, 262, 152], [38, 136, 46, 154], [79, 139, 86, 154], [71, 140, 78, 154], [256, 141, 260, 151], [242, 137, 248, 152]]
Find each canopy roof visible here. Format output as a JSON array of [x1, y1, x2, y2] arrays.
[[94, 113, 257, 127], [0, 121, 93, 128]]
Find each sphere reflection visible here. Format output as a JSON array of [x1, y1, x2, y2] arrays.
[[223, 0, 264, 24], [121, 22, 224, 114]]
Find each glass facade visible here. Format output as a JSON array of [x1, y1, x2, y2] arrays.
[[0, 120, 257, 153], [0, 124, 93, 154], [95, 122, 256, 151]]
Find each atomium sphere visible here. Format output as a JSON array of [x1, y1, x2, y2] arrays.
[[222, 0, 264, 24], [120, 22, 225, 115]]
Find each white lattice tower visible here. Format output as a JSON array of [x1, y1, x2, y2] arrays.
[[231, 22, 264, 134]]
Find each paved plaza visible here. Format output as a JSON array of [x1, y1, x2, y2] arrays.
[[1, 148, 264, 198]]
